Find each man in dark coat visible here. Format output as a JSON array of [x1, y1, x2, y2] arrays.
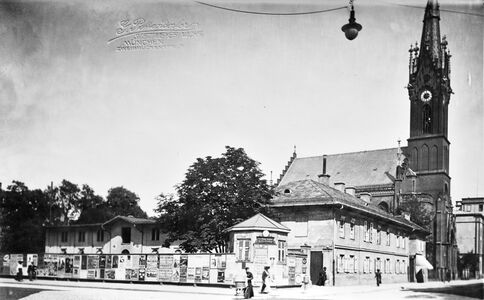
[[244, 267, 254, 299], [260, 266, 270, 293], [375, 269, 382, 286], [317, 267, 327, 286]]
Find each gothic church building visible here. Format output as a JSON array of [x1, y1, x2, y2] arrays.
[[275, 0, 458, 280]]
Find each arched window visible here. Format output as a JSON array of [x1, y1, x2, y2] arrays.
[[378, 202, 389, 212], [430, 145, 438, 170], [423, 105, 432, 134], [121, 249, 130, 255], [412, 147, 419, 171], [421, 144, 429, 171]]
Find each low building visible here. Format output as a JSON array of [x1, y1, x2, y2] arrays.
[[45, 216, 173, 254], [271, 178, 430, 286], [455, 197, 484, 278]]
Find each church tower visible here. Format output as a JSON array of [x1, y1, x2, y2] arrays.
[[405, 0, 456, 279]]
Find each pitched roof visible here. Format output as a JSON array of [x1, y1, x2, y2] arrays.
[[273, 179, 427, 233], [279, 148, 404, 188], [226, 213, 290, 233], [103, 215, 156, 226]]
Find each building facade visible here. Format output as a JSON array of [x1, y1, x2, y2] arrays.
[[455, 197, 484, 278], [276, 0, 457, 280], [45, 216, 173, 255], [270, 178, 429, 286]]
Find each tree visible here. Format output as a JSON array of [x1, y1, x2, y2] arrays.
[[0, 181, 50, 253], [57, 179, 81, 224], [155, 146, 273, 253], [106, 186, 147, 218], [76, 184, 108, 224]]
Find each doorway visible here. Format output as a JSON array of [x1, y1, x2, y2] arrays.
[[310, 251, 324, 284]]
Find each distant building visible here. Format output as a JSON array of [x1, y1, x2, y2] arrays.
[[276, 0, 458, 280], [455, 197, 484, 278], [270, 178, 429, 286], [44, 216, 175, 255]]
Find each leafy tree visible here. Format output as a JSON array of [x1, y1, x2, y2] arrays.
[[155, 146, 273, 253], [106, 186, 147, 218], [0, 181, 50, 253], [76, 184, 108, 223], [57, 179, 81, 224]]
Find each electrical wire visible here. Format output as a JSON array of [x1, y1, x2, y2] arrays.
[[194, 1, 347, 16]]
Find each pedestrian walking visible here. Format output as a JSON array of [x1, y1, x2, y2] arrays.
[[260, 266, 270, 294], [27, 262, 36, 281], [317, 266, 327, 286], [15, 261, 23, 282], [244, 267, 254, 299], [375, 269, 382, 287], [446, 269, 451, 282]]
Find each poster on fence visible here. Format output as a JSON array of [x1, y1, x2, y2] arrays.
[[27, 254, 38, 266], [139, 255, 146, 268], [118, 255, 127, 269], [81, 255, 87, 270], [99, 255, 106, 269], [125, 268, 138, 280], [179, 255, 188, 282], [106, 255, 112, 269], [187, 266, 195, 282], [105, 269, 115, 280], [145, 268, 158, 281], [146, 255, 158, 269], [131, 255, 139, 269], [112, 255, 119, 268], [73, 255, 81, 268], [159, 255, 173, 281], [73, 267, 80, 278], [138, 268, 145, 281]]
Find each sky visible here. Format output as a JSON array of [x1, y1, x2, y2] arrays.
[[0, 0, 482, 216]]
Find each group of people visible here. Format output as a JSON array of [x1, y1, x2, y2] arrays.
[[243, 266, 271, 299], [318, 266, 384, 287], [15, 261, 37, 282]]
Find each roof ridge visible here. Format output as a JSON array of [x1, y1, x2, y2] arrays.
[[295, 147, 400, 160], [307, 179, 334, 198]]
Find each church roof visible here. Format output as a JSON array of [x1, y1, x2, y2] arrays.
[[279, 148, 404, 188], [226, 213, 290, 233], [273, 179, 427, 233]]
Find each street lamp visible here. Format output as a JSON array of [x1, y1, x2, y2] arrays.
[[341, 2, 362, 40]]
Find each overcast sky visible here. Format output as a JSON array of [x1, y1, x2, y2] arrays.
[[0, 0, 482, 216]]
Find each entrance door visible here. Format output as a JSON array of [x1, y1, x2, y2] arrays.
[[310, 251, 323, 284], [409, 255, 415, 282]]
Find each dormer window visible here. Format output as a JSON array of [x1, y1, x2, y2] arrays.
[[284, 189, 291, 194]]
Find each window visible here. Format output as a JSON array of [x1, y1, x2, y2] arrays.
[[122, 227, 131, 243], [376, 230, 381, 245], [337, 254, 345, 273], [402, 260, 406, 274], [386, 258, 391, 274], [237, 240, 251, 261], [96, 229, 104, 242], [396, 234, 400, 248], [423, 104, 432, 134], [364, 221, 369, 242], [369, 223, 374, 243], [376, 258, 381, 271], [402, 236, 406, 249], [278, 240, 286, 263], [61, 231, 68, 243], [395, 260, 400, 274], [479, 204, 483, 212], [350, 223, 355, 240], [363, 257, 370, 273], [339, 220, 345, 238], [78, 231, 86, 243], [386, 230, 391, 246], [151, 228, 160, 241], [419, 240, 424, 251]]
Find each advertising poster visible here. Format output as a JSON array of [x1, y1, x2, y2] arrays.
[[187, 267, 195, 282], [146, 255, 158, 269], [105, 269, 115, 280], [106, 255, 112, 269], [159, 255, 173, 281], [27, 254, 38, 266], [112, 255, 119, 269], [217, 270, 225, 283], [87, 256, 95, 269], [131, 255, 139, 269], [73, 255, 81, 268], [139, 255, 146, 268], [288, 266, 296, 285], [115, 268, 125, 280], [212, 254, 226, 269], [138, 268, 145, 281], [65, 256, 73, 275], [81, 255, 87, 270], [125, 269, 138, 280], [99, 255, 106, 269], [145, 269, 158, 282], [195, 267, 202, 283], [118, 255, 127, 269], [100, 268, 105, 279], [179, 255, 188, 282], [9, 254, 23, 276], [87, 269, 97, 279], [57, 256, 66, 277], [202, 266, 210, 282], [72, 268, 80, 278]]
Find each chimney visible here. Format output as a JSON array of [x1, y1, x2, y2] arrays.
[[317, 155, 330, 185], [345, 186, 356, 196], [359, 192, 371, 203], [334, 182, 345, 192]]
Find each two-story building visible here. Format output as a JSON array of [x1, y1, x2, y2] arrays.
[[271, 178, 430, 286], [455, 197, 484, 278], [45, 216, 172, 255]]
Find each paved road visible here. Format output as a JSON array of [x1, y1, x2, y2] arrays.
[[0, 278, 482, 300]]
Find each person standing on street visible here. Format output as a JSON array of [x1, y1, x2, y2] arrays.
[[317, 267, 327, 286], [260, 266, 270, 294], [375, 269, 382, 287], [244, 267, 254, 299]]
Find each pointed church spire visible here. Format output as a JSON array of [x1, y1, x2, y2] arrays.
[[419, 0, 443, 68]]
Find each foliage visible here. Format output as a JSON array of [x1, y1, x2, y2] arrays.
[[155, 146, 273, 253], [106, 186, 147, 219], [0, 181, 50, 253], [398, 194, 434, 230]]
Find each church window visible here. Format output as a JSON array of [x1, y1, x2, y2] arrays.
[[423, 104, 432, 134], [430, 145, 438, 169], [412, 147, 418, 171], [421, 144, 429, 171]]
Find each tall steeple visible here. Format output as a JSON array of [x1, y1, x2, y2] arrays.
[[420, 0, 443, 67]]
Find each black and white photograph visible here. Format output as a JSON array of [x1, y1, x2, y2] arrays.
[[0, 0, 482, 299]]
